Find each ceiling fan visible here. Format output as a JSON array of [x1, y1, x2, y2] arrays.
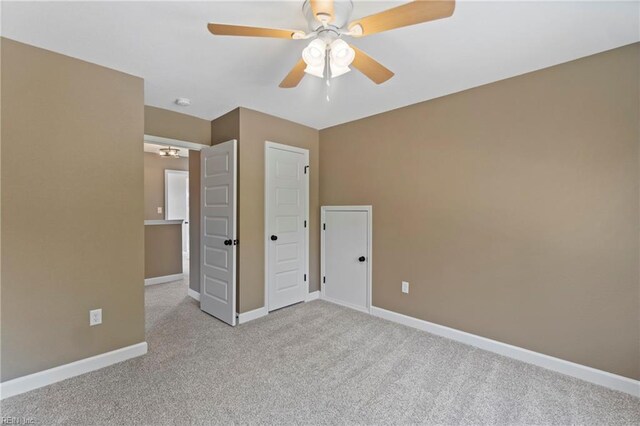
[[207, 0, 455, 88]]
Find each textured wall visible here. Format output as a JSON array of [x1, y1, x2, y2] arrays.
[[320, 43, 640, 379], [145, 106, 211, 146], [144, 225, 183, 278], [1, 38, 145, 381]]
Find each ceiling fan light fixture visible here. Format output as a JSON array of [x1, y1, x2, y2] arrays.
[[329, 39, 355, 68], [330, 62, 350, 78], [304, 63, 325, 78], [302, 38, 326, 67]]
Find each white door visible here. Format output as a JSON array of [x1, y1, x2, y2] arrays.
[[165, 170, 188, 220], [321, 206, 372, 313], [266, 142, 309, 312], [200, 140, 237, 325]]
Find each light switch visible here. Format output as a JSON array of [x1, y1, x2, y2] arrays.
[[402, 281, 409, 294]]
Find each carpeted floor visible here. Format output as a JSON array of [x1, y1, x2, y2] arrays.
[[2, 279, 639, 425]]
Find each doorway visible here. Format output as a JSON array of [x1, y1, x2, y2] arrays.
[[165, 169, 189, 274], [321, 206, 372, 313], [265, 142, 309, 312]]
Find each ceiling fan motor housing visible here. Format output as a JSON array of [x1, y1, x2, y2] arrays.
[[302, 0, 353, 32]]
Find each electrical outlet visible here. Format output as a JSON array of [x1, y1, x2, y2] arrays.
[[90, 309, 102, 326], [157, 207, 163, 215], [402, 281, 409, 294]]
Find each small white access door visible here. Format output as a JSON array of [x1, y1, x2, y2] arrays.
[[321, 206, 372, 313], [200, 140, 237, 325], [266, 142, 309, 312]]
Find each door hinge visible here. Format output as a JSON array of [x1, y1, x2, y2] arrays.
[[304, 220, 307, 228], [323, 223, 326, 230], [233, 239, 239, 245], [323, 276, 326, 284], [304, 274, 307, 282], [304, 165, 309, 174]]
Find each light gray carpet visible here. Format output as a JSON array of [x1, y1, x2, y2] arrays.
[[2, 280, 639, 425]]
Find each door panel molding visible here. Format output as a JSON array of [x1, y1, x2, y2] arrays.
[[265, 141, 309, 312], [200, 139, 237, 325], [321, 206, 373, 313]]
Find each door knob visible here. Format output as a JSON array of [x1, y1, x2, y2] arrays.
[[270, 235, 278, 241], [359, 256, 366, 262], [224, 239, 232, 246]]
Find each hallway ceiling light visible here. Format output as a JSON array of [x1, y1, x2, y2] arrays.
[[159, 147, 181, 158]]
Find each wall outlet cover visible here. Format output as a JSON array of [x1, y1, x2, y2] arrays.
[[157, 207, 163, 214], [402, 281, 409, 294], [90, 308, 102, 326]]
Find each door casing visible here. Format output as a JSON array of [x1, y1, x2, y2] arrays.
[[264, 141, 310, 311], [321, 205, 373, 313]]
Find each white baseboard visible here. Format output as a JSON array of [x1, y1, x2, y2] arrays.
[[187, 288, 200, 301], [370, 306, 639, 397], [305, 290, 320, 302], [321, 295, 369, 314], [238, 306, 268, 324], [144, 274, 184, 286], [0, 342, 148, 400]]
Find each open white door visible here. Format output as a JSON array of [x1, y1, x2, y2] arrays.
[[200, 140, 237, 325]]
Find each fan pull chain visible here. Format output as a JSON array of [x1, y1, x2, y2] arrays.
[[325, 49, 331, 102]]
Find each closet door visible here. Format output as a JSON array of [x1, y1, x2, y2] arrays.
[[321, 206, 372, 313], [265, 142, 309, 312]]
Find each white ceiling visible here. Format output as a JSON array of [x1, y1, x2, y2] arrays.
[[2, 1, 638, 129]]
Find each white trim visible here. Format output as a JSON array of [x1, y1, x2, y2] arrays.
[[370, 306, 640, 397], [320, 205, 373, 314], [187, 288, 200, 301], [144, 273, 184, 286], [238, 307, 268, 324], [322, 295, 370, 314], [0, 342, 148, 400], [264, 141, 310, 313], [305, 291, 320, 302], [144, 219, 183, 226], [144, 134, 207, 151]]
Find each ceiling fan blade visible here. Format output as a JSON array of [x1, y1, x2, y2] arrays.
[[350, 46, 394, 84], [208, 23, 301, 39], [279, 59, 307, 88], [348, 0, 455, 37], [310, 0, 335, 24]]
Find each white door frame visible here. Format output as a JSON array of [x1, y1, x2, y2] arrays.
[[321, 205, 373, 313], [164, 169, 189, 220], [264, 141, 310, 311]]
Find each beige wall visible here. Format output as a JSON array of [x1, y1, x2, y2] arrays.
[[189, 151, 201, 292], [320, 43, 640, 379], [143, 152, 188, 220], [143, 152, 188, 278], [211, 108, 240, 146], [144, 224, 183, 278], [237, 108, 320, 313], [1, 38, 145, 381], [145, 106, 211, 146]]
